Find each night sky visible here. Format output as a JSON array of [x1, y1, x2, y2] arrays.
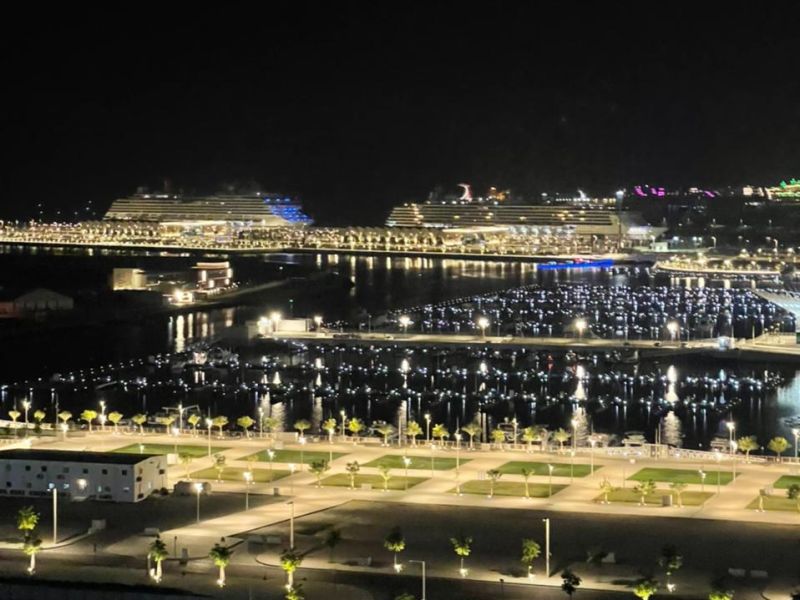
[[2, 3, 798, 225]]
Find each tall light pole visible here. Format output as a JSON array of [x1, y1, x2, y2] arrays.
[[289, 500, 295, 549], [399, 315, 411, 334], [194, 482, 203, 523], [340, 410, 347, 442], [726, 421, 735, 456], [408, 560, 427, 600], [667, 321, 679, 344], [52, 488, 58, 545], [244, 470, 253, 510], [403, 456, 411, 491], [206, 418, 213, 456], [547, 463, 554, 497], [542, 518, 551, 578], [477, 316, 489, 339], [575, 318, 586, 340], [793, 428, 799, 459], [424, 413, 431, 442]]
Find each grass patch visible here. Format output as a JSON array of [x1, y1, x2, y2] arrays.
[[773, 475, 800, 489], [746, 495, 800, 512], [319, 473, 427, 490], [190, 466, 289, 483], [363, 454, 470, 471], [456, 480, 566, 498], [629, 468, 735, 486], [243, 449, 347, 465], [497, 461, 598, 478], [600, 488, 713, 506], [112, 443, 227, 457]]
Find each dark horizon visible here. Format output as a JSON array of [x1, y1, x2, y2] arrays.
[[2, 2, 798, 225]]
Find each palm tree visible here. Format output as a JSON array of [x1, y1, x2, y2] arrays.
[[520, 467, 533, 499], [237, 416, 255, 438], [461, 422, 480, 449], [107, 411, 123, 433], [633, 577, 659, 600], [406, 422, 422, 446], [8, 410, 20, 430], [633, 480, 657, 506], [670, 482, 688, 507], [285, 583, 305, 600], [213, 453, 226, 482], [346, 461, 360, 489], [450, 534, 472, 575], [768, 436, 789, 461], [659, 544, 683, 588], [522, 426, 537, 453], [347, 418, 364, 443], [17, 506, 39, 534], [148, 536, 168, 582], [324, 529, 342, 562], [81, 409, 97, 433], [309, 459, 330, 487], [521, 538, 541, 578], [561, 569, 581, 598], [132, 413, 147, 435], [280, 548, 302, 588], [186, 414, 201, 436], [322, 418, 337, 443], [294, 419, 311, 438], [432, 423, 449, 445], [384, 527, 406, 571], [378, 463, 392, 491], [708, 587, 734, 600], [179, 453, 193, 479], [375, 423, 396, 446], [553, 428, 571, 453], [737, 435, 758, 462], [491, 429, 506, 450], [23, 532, 42, 574], [599, 478, 614, 504], [157, 415, 176, 435], [487, 469, 502, 498], [57, 410, 72, 427], [212, 416, 229, 437], [209, 542, 232, 587], [264, 416, 280, 439]]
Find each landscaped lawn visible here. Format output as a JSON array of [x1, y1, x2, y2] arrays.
[[773, 475, 800, 489], [456, 480, 566, 498], [363, 454, 470, 471], [746, 495, 800, 513], [497, 461, 598, 478], [599, 488, 713, 506], [112, 443, 228, 457], [243, 449, 347, 465], [190, 466, 289, 483], [319, 473, 427, 490], [629, 467, 735, 486]]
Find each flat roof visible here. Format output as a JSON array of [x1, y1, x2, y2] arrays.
[[0, 449, 162, 465]]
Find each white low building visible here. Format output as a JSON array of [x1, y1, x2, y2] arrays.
[[0, 449, 168, 502]]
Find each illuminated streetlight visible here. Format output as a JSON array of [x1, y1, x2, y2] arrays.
[[194, 482, 204, 523], [399, 315, 411, 334], [574, 318, 587, 340], [477, 316, 490, 339], [792, 428, 799, 459], [666, 321, 679, 343], [403, 456, 411, 491], [547, 463, 554, 497], [424, 413, 431, 442], [726, 421, 735, 456], [205, 418, 213, 456], [244, 470, 253, 510], [313, 315, 323, 330]]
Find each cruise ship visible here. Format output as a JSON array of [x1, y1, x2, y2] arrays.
[[385, 188, 660, 241], [105, 192, 312, 227]]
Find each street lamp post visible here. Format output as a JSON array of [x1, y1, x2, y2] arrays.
[[244, 470, 253, 510], [194, 482, 203, 523], [403, 456, 411, 491], [667, 321, 679, 344], [726, 421, 735, 456], [793, 428, 799, 459], [699, 469, 706, 493], [575, 318, 586, 340], [52, 488, 58, 545], [267, 449, 275, 477], [424, 413, 431, 442], [542, 518, 551, 578], [477, 316, 490, 339], [289, 500, 295, 549], [408, 560, 427, 600], [206, 418, 213, 456], [399, 315, 411, 334], [340, 410, 347, 442], [547, 463, 554, 497], [299, 436, 306, 473]]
